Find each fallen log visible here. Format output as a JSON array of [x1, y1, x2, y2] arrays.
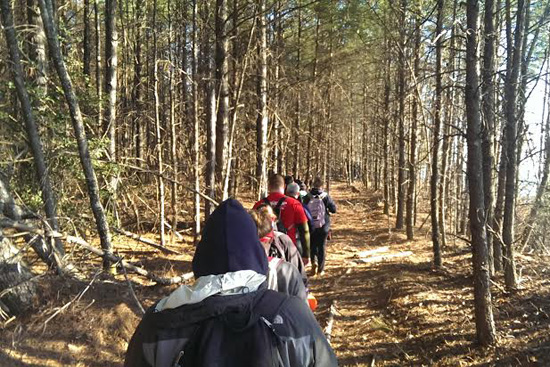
[[355, 251, 413, 264], [355, 246, 390, 258], [0, 218, 194, 285], [113, 227, 181, 255], [324, 301, 338, 342]]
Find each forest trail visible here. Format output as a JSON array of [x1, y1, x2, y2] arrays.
[[310, 182, 550, 366], [1, 182, 549, 366]]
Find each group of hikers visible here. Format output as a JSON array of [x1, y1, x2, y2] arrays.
[[124, 174, 338, 366]]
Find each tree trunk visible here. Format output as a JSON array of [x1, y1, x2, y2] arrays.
[[481, 0, 496, 275], [431, 0, 444, 267], [133, 0, 144, 167], [83, 0, 91, 77], [204, 0, 217, 218], [406, 13, 421, 240], [94, 0, 102, 130], [38, 0, 113, 270], [0, 235, 38, 317], [395, 0, 407, 230], [465, 0, 496, 346], [502, 0, 525, 291], [1, 0, 64, 263], [293, 8, 302, 177], [215, 0, 229, 200], [256, 0, 268, 199], [191, 0, 201, 243], [27, 0, 48, 97], [104, 0, 118, 223], [152, 0, 165, 247]]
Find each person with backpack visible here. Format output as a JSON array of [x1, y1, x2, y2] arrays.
[[253, 203, 307, 283], [249, 207, 307, 301], [124, 199, 337, 367], [304, 177, 337, 277], [253, 174, 311, 266]]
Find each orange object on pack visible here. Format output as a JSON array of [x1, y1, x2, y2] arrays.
[[307, 293, 318, 311]]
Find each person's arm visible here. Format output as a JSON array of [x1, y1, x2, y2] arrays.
[[277, 263, 307, 301], [296, 221, 310, 265], [325, 195, 337, 214]]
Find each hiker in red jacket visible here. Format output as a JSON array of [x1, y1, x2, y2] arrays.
[[253, 174, 311, 266]]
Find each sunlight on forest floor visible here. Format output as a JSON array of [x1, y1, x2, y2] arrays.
[[1, 182, 549, 366]]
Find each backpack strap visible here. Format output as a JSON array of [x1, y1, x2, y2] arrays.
[[273, 197, 286, 216], [270, 235, 287, 261], [262, 197, 270, 206]]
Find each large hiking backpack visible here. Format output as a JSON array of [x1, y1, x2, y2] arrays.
[[263, 197, 287, 233], [175, 290, 288, 367], [307, 193, 327, 229]]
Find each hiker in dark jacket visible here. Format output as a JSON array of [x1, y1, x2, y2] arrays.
[[250, 207, 307, 300], [124, 198, 337, 367], [304, 177, 337, 277]]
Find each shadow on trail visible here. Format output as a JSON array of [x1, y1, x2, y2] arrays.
[[316, 249, 550, 366]]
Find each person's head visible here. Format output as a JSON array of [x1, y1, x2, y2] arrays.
[[284, 175, 294, 187], [192, 199, 268, 277], [268, 174, 285, 193], [286, 182, 300, 199], [250, 205, 276, 253], [299, 182, 307, 192], [312, 177, 323, 189]]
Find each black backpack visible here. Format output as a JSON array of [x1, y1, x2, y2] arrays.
[[176, 290, 289, 367], [263, 197, 287, 234]]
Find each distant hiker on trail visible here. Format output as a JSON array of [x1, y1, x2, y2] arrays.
[[124, 199, 337, 367], [304, 177, 337, 277], [253, 203, 307, 283], [250, 207, 307, 300], [254, 174, 311, 266]]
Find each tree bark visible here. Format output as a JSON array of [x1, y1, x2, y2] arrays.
[[431, 0, 444, 267], [191, 0, 201, 243], [481, 0, 496, 275], [215, 0, 229, 200], [502, 0, 525, 291], [0, 235, 38, 317], [204, 0, 217, 218], [465, 0, 496, 346], [395, 0, 407, 230], [94, 0, 102, 130], [104, 0, 118, 222], [1, 0, 64, 261], [83, 0, 91, 77], [152, 0, 165, 247], [38, 0, 113, 270], [256, 0, 268, 199], [406, 13, 421, 240]]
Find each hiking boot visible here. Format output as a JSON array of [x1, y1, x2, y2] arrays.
[[311, 262, 317, 277], [318, 270, 325, 277]]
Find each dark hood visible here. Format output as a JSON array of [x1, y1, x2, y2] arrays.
[[192, 198, 268, 278]]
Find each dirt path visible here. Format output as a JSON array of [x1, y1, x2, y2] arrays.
[[1, 182, 549, 366], [309, 182, 550, 367]]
